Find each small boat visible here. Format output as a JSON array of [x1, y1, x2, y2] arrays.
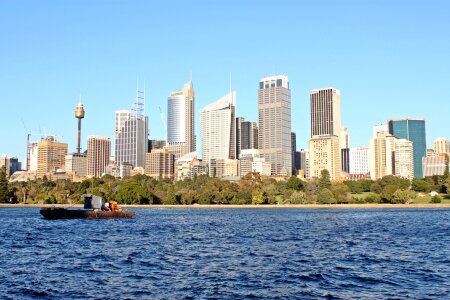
[[40, 208, 134, 219], [40, 194, 135, 220]]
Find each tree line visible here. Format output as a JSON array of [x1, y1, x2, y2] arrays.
[[1, 168, 450, 205]]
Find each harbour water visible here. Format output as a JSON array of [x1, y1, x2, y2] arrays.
[[1, 208, 449, 299]]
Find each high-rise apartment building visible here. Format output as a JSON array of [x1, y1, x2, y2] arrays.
[[37, 136, 68, 178], [349, 147, 370, 175], [167, 80, 196, 159], [394, 139, 414, 180], [388, 118, 426, 178], [291, 132, 297, 175], [200, 91, 236, 168], [433, 137, 449, 155], [87, 136, 110, 177], [309, 136, 341, 180], [115, 88, 148, 168], [236, 117, 245, 158], [369, 131, 396, 180], [258, 75, 292, 176], [309, 87, 342, 180]]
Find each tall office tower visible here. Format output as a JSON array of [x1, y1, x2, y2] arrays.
[[394, 139, 414, 180], [87, 136, 110, 177], [423, 156, 446, 177], [258, 75, 292, 176], [340, 127, 349, 149], [145, 148, 175, 180], [299, 149, 310, 179], [200, 91, 236, 169], [309, 135, 341, 180], [310, 88, 341, 136], [341, 148, 350, 173], [291, 132, 297, 175], [309, 88, 342, 180], [349, 147, 370, 175], [388, 118, 426, 178], [148, 139, 166, 152], [36, 136, 68, 178], [236, 117, 245, 158], [167, 80, 196, 159], [433, 137, 449, 155], [115, 86, 148, 168], [241, 121, 258, 150], [369, 131, 396, 180], [65, 153, 87, 178], [373, 124, 389, 136]]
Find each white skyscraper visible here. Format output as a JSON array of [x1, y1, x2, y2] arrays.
[[394, 139, 414, 180], [258, 75, 292, 176], [433, 137, 449, 155], [200, 91, 236, 168], [167, 80, 196, 159], [114, 86, 148, 168]]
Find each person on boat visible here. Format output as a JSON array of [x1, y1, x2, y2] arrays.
[[110, 200, 120, 212], [101, 201, 110, 211]]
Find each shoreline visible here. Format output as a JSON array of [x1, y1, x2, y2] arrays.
[[1, 203, 450, 209]]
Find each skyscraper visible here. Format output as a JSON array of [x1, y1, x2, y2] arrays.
[[310, 88, 341, 136], [309, 87, 342, 180], [349, 147, 370, 175], [87, 135, 110, 177], [258, 75, 292, 176], [36, 136, 68, 178], [200, 91, 236, 168], [388, 118, 426, 178], [236, 117, 245, 158], [369, 131, 396, 180], [167, 80, 196, 159], [115, 86, 148, 168], [394, 139, 414, 180], [433, 137, 449, 155], [291, 132, 297, 175]]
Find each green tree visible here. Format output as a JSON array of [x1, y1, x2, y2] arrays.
[[381, 185, 399, 203], [332, 183, 349, 203], [0, 166, 8, 203], [430, 194, 442, 203], [286, 176, 305, 191], [411, 179, 431, 192], [319, 169, 332, 189], [392, 189, 417, 204], [317, 188, 336, 204]]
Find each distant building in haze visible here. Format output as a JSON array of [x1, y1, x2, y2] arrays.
[[388, 118, 426, 178], [258, 75, 292, 176]]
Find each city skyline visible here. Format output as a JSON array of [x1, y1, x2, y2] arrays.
[[1, 1, 450, 162]]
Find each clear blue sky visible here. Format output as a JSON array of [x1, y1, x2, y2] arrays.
[[1, 0, 449, 162]]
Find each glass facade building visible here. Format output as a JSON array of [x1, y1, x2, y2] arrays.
[[388, 118, 426, 178]]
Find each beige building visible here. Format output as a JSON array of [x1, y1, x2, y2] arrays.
[[175, 151, 200, 181], [258, 75, 292, 176], [309, 135, 341, 180], [394, 139, 414, 180], [340, 127, 349, 149], [37, 136, 68, 178], [214, 159, 239, 178], [251, 158, 271, 177], [145, 148, 175, 180], [87, 136, 110, 177], [369, 132, 396, 180], [433, 137, 449, 155]]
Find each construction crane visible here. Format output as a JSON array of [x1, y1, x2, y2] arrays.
[[21, 119, 63, 171]]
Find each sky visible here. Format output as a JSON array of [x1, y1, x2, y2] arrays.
[[1, 0, 449, 162]]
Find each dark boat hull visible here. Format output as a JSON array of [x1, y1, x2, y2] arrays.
[[40, 208, 135, 220]]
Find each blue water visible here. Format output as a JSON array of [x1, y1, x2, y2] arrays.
[[0, 208, 449, 299]]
